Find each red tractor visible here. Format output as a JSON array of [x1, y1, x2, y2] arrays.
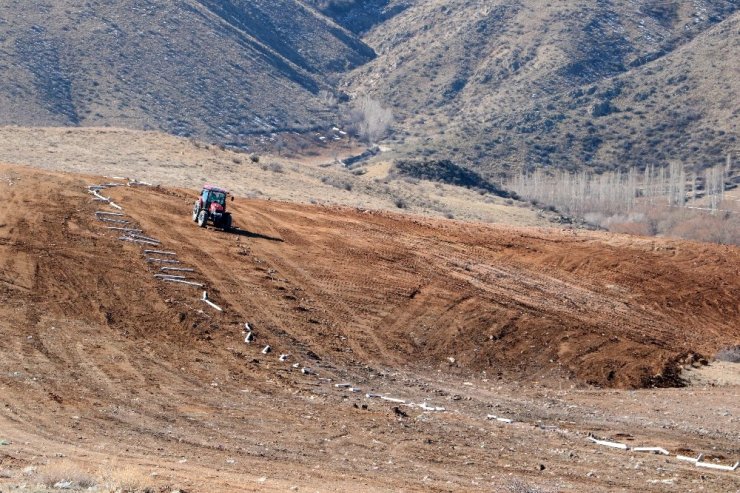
[[192, 184, 233, 230]]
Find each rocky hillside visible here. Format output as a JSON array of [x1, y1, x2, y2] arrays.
[[305, 0, 410, 33], [343, 0, 739, 174], [0, 0, 737, 175], [0, 0, 373, 144]]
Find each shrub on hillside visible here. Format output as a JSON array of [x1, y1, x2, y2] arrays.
[[715, 346, 740, 363], [392, 159, 512, 198], [321, 175, 353, 191], [261, 162, 283, 173]]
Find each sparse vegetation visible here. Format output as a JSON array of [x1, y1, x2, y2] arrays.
[[394, 196, 408, 209], [262, 162, 284, 173], [37, 460, 96, 489], [321, 175, 353, 191], [306, 0, 409, 34], [0, 127, 556, 226], [0, 0, 375, 146], [393, 158, 512, 198], [99, 469, 152, 492], [715, 346, 740, 363], [346, 1, 738, 173]]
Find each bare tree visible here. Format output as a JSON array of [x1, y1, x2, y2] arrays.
[[319, 89, 338, 109], [508, 164, 693, 216], [668, 162, 685, 206], [705, 164, 726, 214], [347, 95, 393, 145], [507, 163, 737, 244]]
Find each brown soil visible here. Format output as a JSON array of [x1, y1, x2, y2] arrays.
[[0, 164, 738, 492]]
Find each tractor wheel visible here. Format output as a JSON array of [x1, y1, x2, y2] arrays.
[[197, 210, 208, 228], [223, 215, 232, 231], [192, 202, 200, 222]]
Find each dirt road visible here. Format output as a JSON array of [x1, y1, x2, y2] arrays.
[[0, 165, 738, 492]]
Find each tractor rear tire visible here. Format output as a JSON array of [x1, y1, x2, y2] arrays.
[[192, 202, 200, 222], [223, 215, 232, 231], [197, 210, 208, 228]]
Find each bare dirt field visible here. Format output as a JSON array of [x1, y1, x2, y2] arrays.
[[0, 164, 738, 492]]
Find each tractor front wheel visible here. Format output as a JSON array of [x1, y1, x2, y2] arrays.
[[197, 210, 208, 228], [192, 202, 200, 222]]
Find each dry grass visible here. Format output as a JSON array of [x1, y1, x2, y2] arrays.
[[0, 126, 556, 227], [36, 459, 97, 489], [97, 463, 154, 493], [22, 458, 157, 492]]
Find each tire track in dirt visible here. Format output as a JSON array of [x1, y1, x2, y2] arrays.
[[1, 165, 738, 492], [101, 180, 740, 388]]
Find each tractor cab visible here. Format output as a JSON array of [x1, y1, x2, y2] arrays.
[[202, 187, 227, 212], [192, 185, 233, 230]]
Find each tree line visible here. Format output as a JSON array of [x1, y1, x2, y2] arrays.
[[507, 157, 738, 244], [508, 161, 732, 217]]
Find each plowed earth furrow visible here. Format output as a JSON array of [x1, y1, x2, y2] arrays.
[[0, 165, 738, 492]]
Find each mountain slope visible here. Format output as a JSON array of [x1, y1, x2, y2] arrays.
[[304, 0, 410, 34], [0, 0, 736, 175], [344, 0, 739, 174], [0, 0, 373, 143]]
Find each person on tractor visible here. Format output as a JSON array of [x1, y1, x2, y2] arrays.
[[192, 185, 233, 230]]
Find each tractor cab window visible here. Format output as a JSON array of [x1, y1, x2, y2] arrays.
[[201, 189, 209, 203], [211, 191, 226, 206]]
